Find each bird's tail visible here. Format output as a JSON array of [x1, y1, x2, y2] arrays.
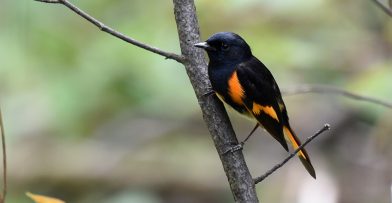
[[283, 125, 316, 178]]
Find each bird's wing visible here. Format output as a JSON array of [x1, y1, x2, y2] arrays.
[[235, 57, 289, 151], [236, 57, 316, 178]]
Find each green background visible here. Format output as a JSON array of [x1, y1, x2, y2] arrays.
[[1, 0, 392, 202]]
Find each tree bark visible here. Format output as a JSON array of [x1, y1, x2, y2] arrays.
[[172, 0, 259, 202]]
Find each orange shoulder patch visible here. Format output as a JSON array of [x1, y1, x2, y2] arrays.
[[252, 102, 279, 122], [228, 71, 245, 105]]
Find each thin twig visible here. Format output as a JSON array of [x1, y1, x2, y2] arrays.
[[371, 0, 392, 17], [0, 109, 6, 203], [34, 0, 59, 3], [33, 0, 186, 63], [282, 84, 392, 109], [254, 124, 330, 184]]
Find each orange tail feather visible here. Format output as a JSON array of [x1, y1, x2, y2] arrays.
[[283, 126, 316, 178]]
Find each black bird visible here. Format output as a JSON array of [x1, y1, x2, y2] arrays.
[[195, 32, 316, 178]]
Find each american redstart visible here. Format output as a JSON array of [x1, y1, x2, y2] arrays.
[[195, 32, 316, 178]]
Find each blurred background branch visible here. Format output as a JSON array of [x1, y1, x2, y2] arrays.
[[0, 109, 6, 203], [282, 85, 392, 109]]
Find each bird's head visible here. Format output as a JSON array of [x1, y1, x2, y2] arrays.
[[194, 32, 252, 65]]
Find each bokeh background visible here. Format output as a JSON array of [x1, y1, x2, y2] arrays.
[[1, 0, 392, 202]]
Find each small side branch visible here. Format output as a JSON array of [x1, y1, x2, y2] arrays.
[[282, 85, 392, 109], [371, 0, 392, 17], [33, 0, 185, 63], [254, 124, 330, 184], [0, 109, 6, 203], [34, 0, 59, 3]]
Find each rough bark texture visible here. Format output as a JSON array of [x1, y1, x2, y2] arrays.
[[172, 0, 259, 202]]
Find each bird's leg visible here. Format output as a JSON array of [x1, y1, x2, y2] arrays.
[[241, 123, 259, 146], [223, 123, 260, 154]]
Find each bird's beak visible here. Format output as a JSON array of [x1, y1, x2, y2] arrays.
[[194, 42, 215, 51]]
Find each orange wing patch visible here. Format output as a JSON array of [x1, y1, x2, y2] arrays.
[[228, 71, 245, 105], [252, 102, 279, 122]]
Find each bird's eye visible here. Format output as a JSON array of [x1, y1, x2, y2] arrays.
[[221, 43, 229, 51]]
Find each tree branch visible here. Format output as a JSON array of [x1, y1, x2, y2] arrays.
[[0, 109, 6, 203], [254, 124, 330, 184], [371, 0, 392, 17], [172, 0, 259, 202], [33, 0, 186, 63], [282, 84, 392, 109]]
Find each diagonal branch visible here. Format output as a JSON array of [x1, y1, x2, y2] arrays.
[[282, 85, 392, 109], [33, 0, 186, 63], [254, 124, 330, 184], [371, 0, 392, 17]]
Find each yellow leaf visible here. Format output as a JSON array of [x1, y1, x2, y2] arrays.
[[26, 192, 65, 203]]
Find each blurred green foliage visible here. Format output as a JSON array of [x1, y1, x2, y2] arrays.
[[1, 0, 391, 202]]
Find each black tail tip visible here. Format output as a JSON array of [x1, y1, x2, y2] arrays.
[[299, 157, 316, 179]]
